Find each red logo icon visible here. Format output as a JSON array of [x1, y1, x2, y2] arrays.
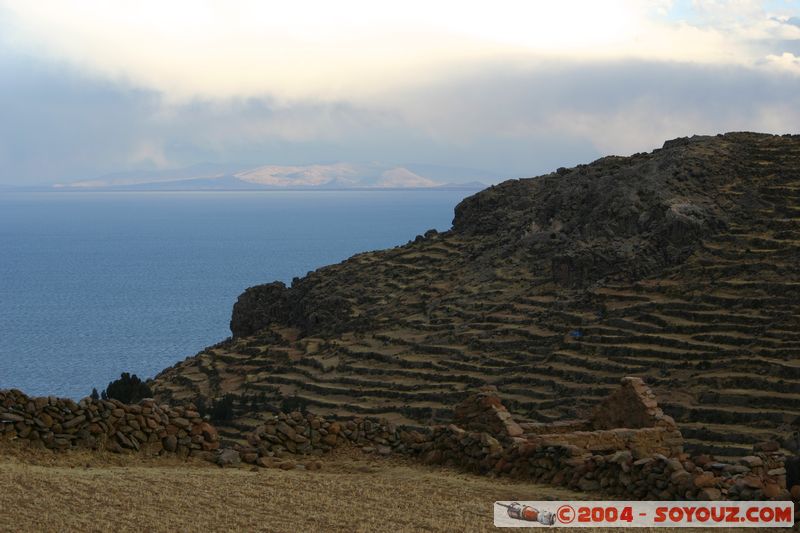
[[557, 505, 576, 524]]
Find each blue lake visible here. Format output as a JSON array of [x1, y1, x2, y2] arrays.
[[0, 190, 469, 398]]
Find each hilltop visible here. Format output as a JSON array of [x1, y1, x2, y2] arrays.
[[152, 132, 800, 457]]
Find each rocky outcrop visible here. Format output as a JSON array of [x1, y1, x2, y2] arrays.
[[0, 389, 218, 456], [230, 281, 291, 338], [452, 142, 730, 286]]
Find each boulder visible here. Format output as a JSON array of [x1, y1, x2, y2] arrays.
[[215, 448, 241, 468]]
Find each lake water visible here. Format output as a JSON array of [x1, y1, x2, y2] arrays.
[[0, 190, 469, 398]]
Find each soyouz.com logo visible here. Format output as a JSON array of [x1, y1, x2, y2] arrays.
[[493, 501, 795, 527]]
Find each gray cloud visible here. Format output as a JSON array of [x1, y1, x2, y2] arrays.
[[1, 48, 799, 185]]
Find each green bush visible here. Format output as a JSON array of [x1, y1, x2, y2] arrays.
[[208, 394, 236, 423], [100, 372, 153, 404]]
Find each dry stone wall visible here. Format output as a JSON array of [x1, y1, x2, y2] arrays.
[[0, 389, 219, 456], [233, 410, 430, 467], [423, 424, 790, 501]]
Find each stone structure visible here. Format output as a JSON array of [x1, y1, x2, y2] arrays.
[[0, 389, 219, 456], [420, 378, 795, 505]]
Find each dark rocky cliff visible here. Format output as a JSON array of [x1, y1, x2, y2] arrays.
[[155, 132, 800, 456]]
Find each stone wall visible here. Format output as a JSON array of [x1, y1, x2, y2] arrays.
[[230, 411, 430, 467], [0, 389, 219, 456], [423, 424, 790, 501]]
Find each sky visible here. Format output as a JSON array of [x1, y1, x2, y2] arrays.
[[0, 0, 799, 185]]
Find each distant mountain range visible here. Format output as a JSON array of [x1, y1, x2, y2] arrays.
[[51, 162, 491, 191]]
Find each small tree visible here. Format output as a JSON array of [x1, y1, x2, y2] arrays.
[[280, 394, 308, 414], [90, 388, 100, 401], [194, 396, 207, 418], [101, 372, 153, 404], [208, 394, 236, 424]]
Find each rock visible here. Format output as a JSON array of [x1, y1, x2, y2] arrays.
[[693, 454, 713, 468], [739, 455, 763, 468], [276, 422, 296, 439], [38, 413, 53, 427], [172, 417, 191, 430], [578, 478, 601, 492], [199, 422, 218, 442], [724, 465, 749, 475], [698, 488, 722, 501], [762, 482, 781, 499], [116, 431, 134, 449], [256, 457, 277, 468], [215, 448, 241, 467], [740, 475, 763, 489], [242, 452, 259, 464], [278, 460, 296, 470], [609, 450, 633, 464], [670, 471, 692, 485], [693, 472, 717, 488], [753, 440, 779, 453]]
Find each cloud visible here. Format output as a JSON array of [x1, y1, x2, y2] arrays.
[[763, 51, 800, 73], [0, 0, 797, 101], [2, 47, 799, 186], [0, 1, 798, 185], [388, 58, 800, 154]]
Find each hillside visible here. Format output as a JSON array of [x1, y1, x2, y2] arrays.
[[152, 132, 800, 458]]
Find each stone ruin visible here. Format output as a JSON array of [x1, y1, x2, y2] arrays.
[[2, 378, 798, 520], [424, 377, 794, 507]]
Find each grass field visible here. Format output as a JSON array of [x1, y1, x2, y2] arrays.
[[0, 443, 571, 532], [0, 444, 746, 532]]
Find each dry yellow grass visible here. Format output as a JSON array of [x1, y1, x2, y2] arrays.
[[0, 444, 743, 532]]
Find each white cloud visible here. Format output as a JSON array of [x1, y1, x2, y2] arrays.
[[0, 1, 798, 184], [0, 0, 796, 101], [763, 51, 800, 74]]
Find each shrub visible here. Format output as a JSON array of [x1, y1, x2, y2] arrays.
[[280, 394, 308, 414], [209, 394, 236, 424], [101, 372, 153, 404]]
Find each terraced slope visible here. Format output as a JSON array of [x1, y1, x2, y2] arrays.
[[152, 132, 800, 456]]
